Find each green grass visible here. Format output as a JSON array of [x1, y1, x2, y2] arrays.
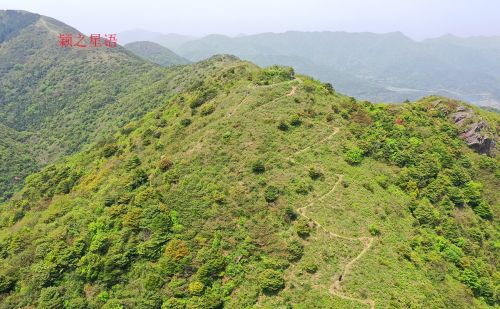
[[0, 55, 498, 308]]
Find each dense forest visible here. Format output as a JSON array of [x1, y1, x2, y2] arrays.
[[0, 10, 498, 309]]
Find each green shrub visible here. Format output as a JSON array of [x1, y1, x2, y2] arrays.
[[287, 240, 304, 261], [189, 89, 217, 109], [188, 281, 205, 295], [200, 102, 216, 116], [0, 273, 15, 293], [474, 202, 492, 220], [251, 160, 266, 174], [284, 206, 298, 222], [258, 269, 284, 294], [277, 120, 289, 131], [463, 181, 482, 207], [128, 169, 148, 189], [344, 147, 364, 165], [303, 262, 318, 274], [180, 118, 192, 127], [362, 182, 374, 192], [126, 155, 141, 170], [290, 115, 302, 126], [342, 180, 350, 188], [38, 286, 64, 309], [308, 167, 324, 180], [264, 185, 279, 202], [159, 157, 173, 172], [255, 66, 294, 85], [162, 298, 185, 309], [102, 144, 118, 158], [413, 199, 440, 226], [375, 175, 389, 189], [295, 219, 312, 238], [368, 224, 381, 236]]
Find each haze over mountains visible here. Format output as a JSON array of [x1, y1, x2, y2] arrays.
[[120, 29, 500, 108], [124, 41, 190, 67], [0, 9, 499, 309]]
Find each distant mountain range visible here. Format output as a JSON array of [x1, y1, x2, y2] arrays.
[[121, 30, 500, 107]]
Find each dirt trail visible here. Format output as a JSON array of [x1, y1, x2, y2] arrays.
[[227, 78, 300, 117], [38, 18, 59, 36], [291, 127, 375, 309], [287, 127, 340, 161], [227, 83, 375, 307]]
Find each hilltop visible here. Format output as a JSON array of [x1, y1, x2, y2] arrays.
[[0, 10, 499, 309], [124, 41, 190, 66], [0, 10, 209, 201]]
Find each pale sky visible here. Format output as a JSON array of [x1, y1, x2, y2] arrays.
[[2, 0, 499, 40]]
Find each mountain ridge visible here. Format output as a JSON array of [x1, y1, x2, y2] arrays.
[[0, 11, 498, 308]]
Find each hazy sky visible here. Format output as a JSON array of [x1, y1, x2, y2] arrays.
[[2, 0, 499, 39]]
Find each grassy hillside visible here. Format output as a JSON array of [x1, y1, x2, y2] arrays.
[[0, 58, 498, 308], [124, 41, 190, 66], [0, 11, 209, 201]]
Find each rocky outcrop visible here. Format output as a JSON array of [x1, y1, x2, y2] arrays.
[[450, 106, 497, 157]]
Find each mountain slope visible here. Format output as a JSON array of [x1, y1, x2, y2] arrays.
[[0, 11, 208, 201], [124, 41, 190, 66], [174, 31, 500, 107], [0, 59, 498, 308]]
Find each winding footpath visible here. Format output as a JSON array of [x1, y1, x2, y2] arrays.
[[293, 134, 376, 308], [228, 80, 375, 308], [285, 105, 375, 307], [227, 79, 301, 117]]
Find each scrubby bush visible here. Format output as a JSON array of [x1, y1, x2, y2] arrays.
[[294, 179, 312, 195], [413, 199, 440, 226], [368, 224, 381, 236], [308, 167, 324, 180], [324, 82, 335, 94], [303, 262, 318, 274], [188, 281, 205, 295], [251, 160, 266, 174], [277, 120, 289, 131], [188, 89, 217, 109], [162, 298, 185, 309], [284, 206, 298, 222], [200, 102, 216, 116], [290, 115, 302, 126], [258, 269, 284, 294], [264, 185, 279, 202], [164, 239, 189, 261], [102, 144, 118, 158], [38, 286, 64, 309], [255, 66, 294, 85], [295, 219, 312, 238], [287, 240, 304, 261], [362, 182, 374, 192], [474, 202, 492, 220], [375, 175, 389, 189], [180, 118, 192, 127], [344, 147, 364, 165], [159, 157, 173, 172]]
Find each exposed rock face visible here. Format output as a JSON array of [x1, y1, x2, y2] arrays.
[[450, 106, 497, 157], [461, 121, 496, 156]]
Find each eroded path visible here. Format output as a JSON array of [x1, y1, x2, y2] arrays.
[[289, 127, 375, 308], [227, 78, 300, 117], [227, 81, 375, 307]]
